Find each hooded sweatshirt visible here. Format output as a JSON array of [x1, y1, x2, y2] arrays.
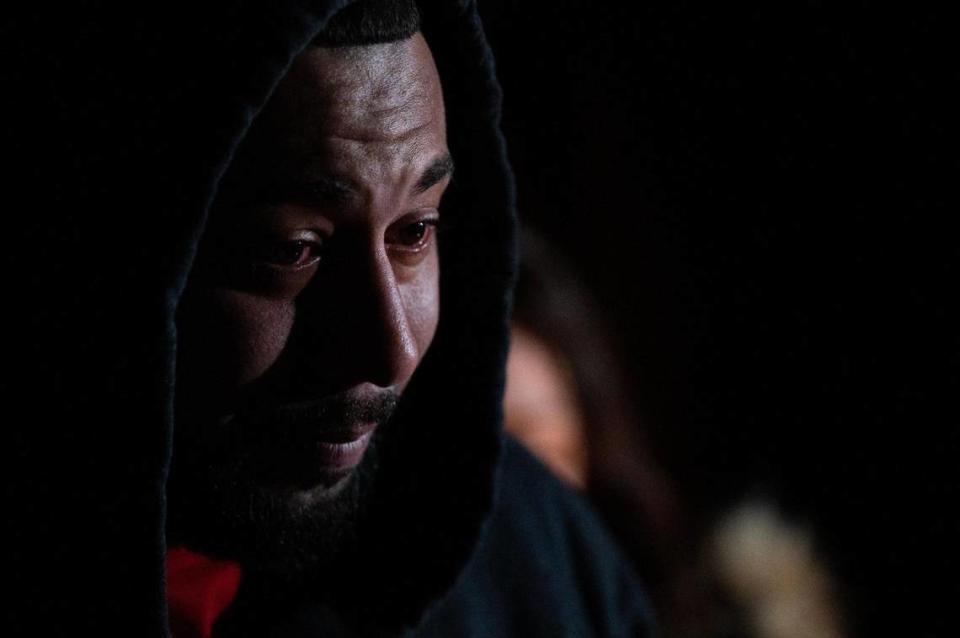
[[4, 1, 655, 636]]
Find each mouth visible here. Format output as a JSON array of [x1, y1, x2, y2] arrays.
[[220, 390, 397, 490], [239, 415, 381, 491], [311, 421, 377, 472]]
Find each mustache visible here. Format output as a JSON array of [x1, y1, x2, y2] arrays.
[[233, 389, 400, 443]]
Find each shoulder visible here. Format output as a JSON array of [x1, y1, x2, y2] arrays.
[[413, 435, 658, 638]]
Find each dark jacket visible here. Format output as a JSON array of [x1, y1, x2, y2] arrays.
[[4, 1, 655, 635]]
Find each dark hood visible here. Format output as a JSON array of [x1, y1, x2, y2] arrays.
[[4, 1, 516, 634]]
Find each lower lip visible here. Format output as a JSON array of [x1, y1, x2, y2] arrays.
[[313, 428, 375, 473]]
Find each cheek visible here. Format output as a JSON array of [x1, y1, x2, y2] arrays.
[[210, 289, 297, 386], [402, 253, 440, 357]]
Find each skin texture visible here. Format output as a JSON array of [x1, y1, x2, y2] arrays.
[[168, 33, 451, 573]]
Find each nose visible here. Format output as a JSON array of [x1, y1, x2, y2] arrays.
[[295, 234, 420, 392], [355, 247, 420, 389]]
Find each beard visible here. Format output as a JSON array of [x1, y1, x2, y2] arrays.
[[166, 389, 397, 582]]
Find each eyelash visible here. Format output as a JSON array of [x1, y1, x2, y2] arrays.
[[389, 218, 440, 251], [253, 217, 441, 271], [255, 238, 325, 271]]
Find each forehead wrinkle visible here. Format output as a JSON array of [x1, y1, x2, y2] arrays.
[[327, 109, 441, 148], [279, 88, 439, 167], [272, 34, 445, 151], [317, 77, 435, 141], [320, 134, 437, 204], [307, 56, 439, 137], [249, 35, 447, 208], [307, 43, 432, 109]]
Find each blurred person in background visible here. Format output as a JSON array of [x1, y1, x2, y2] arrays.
[[481, 1, 958, 633], [505, 228, 846, 638], [505, 228, 705, 636]]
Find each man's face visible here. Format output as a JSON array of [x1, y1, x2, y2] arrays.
[[169, 33, 450, 572]]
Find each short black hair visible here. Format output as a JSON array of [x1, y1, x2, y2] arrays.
[[312, 0, 421, 48]]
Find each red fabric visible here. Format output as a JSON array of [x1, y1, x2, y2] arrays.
[[166, 547, 243, 638]]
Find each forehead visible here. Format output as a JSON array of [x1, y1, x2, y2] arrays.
[[260, 33, 445, 147]]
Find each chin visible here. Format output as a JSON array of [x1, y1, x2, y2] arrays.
[[286, 468, 357, 506], [167, 411, 388, 579], [167, 437, 381, 579]]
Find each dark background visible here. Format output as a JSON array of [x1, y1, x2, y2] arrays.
[[480, 2, 957, 636]]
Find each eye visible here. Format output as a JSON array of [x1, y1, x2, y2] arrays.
[[390, 218, 439, 251], [255, 238, 324, 269]]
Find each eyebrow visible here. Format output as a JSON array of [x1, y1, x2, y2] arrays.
[[414, 152, 455, 194], [250, 152, 455, 209]]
